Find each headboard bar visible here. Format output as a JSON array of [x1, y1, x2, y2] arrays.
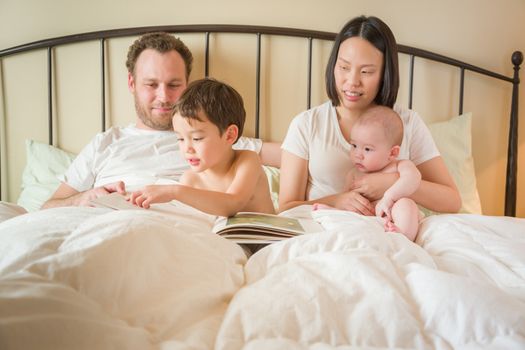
[[0, 25, 521, 215], [0, 63, 2, 199], [459, 68, 465, 115], [0, 25, 336, 58], [396, 44, 514, 83], [408, 55, 415, 109], [0, 26, 515, 84], [505, 50, 523, 216], [100, 38, 106, 131], [205, 32, 210, 77], [307, 37, 313, 110], [47, 47, 53, 146], [100, 38, 107, 132], [255, 33, 262, 138]]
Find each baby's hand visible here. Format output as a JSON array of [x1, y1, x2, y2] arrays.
[[375, 196, 394, 220]]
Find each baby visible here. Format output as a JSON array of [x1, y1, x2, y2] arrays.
[[130, 78, 275, 217], [316, 105, 421, 241]]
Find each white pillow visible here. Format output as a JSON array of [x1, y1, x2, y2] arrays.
[[17, 140, 76, 212], [427, 112, 482, 214], [262, 165, 280, 211]]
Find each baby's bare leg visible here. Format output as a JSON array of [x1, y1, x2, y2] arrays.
[[389, 197, 419, 241]]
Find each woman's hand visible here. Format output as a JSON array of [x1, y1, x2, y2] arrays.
[[351, 172, 398, 202], [332, 190, 375, 216]]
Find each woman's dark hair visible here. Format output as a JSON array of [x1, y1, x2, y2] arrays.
[[325, 15, 399, 108]]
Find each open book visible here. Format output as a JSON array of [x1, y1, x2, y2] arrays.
[[212, 212, 324, 244], [90, 192, 216, 222], [91, 193, 324, 244], [90, 192, 145, 210]]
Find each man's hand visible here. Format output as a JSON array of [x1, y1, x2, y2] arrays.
[[76, 181, 126, 207], [42, 181, 127, 209]]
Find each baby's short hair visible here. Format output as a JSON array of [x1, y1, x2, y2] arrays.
[[174, 78, 246, 142], [355, 105, 403, 146]]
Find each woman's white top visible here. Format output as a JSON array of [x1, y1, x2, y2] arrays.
[[281, 101, 439, 200]]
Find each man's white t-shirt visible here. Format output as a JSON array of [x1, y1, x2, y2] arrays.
[[281, 101, 439, 201], [61, 124, 262, 192]]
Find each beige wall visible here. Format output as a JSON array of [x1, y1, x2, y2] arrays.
[[1, 0, 524, 216]]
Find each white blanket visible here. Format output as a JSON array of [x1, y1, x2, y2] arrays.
[[0, 207, 245, 349], [218, 210, 525, 349], [0, 206, 524, 349]]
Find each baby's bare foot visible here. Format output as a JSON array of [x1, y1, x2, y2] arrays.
[[312, 203, 332, 211], [384, 221, 401, 233]]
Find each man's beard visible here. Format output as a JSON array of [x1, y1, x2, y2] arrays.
[[134, 96, 174, 131]]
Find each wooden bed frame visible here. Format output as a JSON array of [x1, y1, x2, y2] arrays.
[[0, 25, 522, 215]]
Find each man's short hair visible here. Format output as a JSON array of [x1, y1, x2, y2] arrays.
[[174, 78, 246, 142], [126, 32, 193, 80]]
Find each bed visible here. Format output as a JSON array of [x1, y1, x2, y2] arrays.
[[0, 25, 524, 349]]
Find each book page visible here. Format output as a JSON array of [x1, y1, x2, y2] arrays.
[[90, 193, 216, 223], [213, 212, 323, 236], [226, 213, 304, 232], [90, 192, 141, 210]]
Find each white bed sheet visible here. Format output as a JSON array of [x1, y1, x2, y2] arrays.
[[0, 206, 524, 349]]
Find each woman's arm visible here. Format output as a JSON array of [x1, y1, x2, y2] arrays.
[[353, 156, 461, 213], [410, 156, 461, 213], [278, 150, 373, 214], [278, 150, 310, 212]]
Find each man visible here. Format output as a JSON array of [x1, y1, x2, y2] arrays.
[[42, 32, 280, 209]]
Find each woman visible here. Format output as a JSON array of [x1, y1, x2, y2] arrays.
[[279, 15, 461, 214]]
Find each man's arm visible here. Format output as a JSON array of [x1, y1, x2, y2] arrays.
[[259, 141, 281, 168], [41, 182, 126, 209], [234, 137, 281, 168]]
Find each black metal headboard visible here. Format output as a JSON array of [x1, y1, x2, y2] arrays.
[[0, 24, 522, 216]]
